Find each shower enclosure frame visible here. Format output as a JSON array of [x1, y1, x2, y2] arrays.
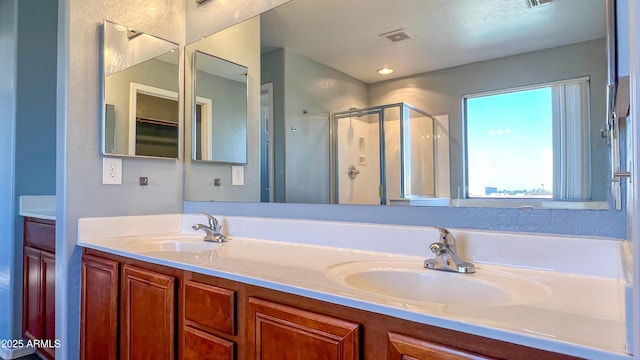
[[330, 102, 436, 205]]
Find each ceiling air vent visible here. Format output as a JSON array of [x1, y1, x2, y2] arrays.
[[379, 29, 412, 43], [525, 0, 557, 8]]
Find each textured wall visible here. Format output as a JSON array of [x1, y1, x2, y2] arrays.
[[58, 0, 185, 358], [0, 0, 17, 342]]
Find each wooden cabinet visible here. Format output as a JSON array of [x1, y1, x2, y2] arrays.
[[80, 254, 177, 360], [23, 246, 42, 341], [388, 332, 489, 360], [41, 251, 56, 360], [121, 264, 176, 360], [81, 249, 581, 360], [80, 254, 119, 360], [247, 297, 360, 360], [22, 217, 55, 360]]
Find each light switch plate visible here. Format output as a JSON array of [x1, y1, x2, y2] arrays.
[[103, 157, 122, 185], [232, 166, 244, 186]]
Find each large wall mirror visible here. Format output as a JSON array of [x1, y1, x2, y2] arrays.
[[102, 20, 181, 159], [185, 0, 612, 209]]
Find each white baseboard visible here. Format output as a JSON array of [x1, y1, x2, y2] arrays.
[[0, 346, 36, 359]]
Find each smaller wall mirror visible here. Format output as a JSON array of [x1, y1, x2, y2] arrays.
[[192, 51, 248, 163], [102, 20, 180, 159]]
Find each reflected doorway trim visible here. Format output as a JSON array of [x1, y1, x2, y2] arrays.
[[261, 83, 275, 202], [195, 96, 213, 160], [128, 82, 179, 156]]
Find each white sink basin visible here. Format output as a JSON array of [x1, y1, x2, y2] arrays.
[[123, 235, 221, 253], [325, 260, 550, 307], [143, 240, 218, 252], [134, 237, 226, 265]]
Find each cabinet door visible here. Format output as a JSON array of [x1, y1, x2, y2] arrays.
[[40, 251, 56, 360], [23, 246, 42, 341], [183, 326, 234, 360], [388, 332, 491, 360], [81, 254, 119, 360], [247, 297, 360, 360], [121, 264, 175, 360]]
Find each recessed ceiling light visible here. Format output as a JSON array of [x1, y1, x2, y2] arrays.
[[377, 68, 394, 75]]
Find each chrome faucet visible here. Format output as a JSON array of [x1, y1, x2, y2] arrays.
[[192, 212, 228, 243], [424, 226, 475, 273]]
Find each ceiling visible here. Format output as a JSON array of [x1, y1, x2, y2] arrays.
[[260, 0, 605, 84]]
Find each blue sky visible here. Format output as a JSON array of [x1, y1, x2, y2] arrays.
[[466, 87, 553, 195]]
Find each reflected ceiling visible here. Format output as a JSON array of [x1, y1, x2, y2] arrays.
[[261, 0, 604, 83]]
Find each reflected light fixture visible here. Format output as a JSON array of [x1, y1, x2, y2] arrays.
[[127, 30, 142, 40], [525, 0, 556, 8], [377, 68, 394, 75]]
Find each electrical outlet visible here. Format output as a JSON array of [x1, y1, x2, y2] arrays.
[[103, 157, 122, 185], [231, 166, 244, 186]]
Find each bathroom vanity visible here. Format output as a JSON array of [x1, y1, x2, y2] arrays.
[[81, 247, 580, 360], [77, 214, 631, 360]]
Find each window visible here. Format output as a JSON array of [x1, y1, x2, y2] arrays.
[[464, 78, 591, 200]]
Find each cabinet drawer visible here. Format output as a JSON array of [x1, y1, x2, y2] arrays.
[[388, 332, 491, 360], [183, 326, 234, 360], [184, 281, 235, 335], [24, 218, 55, 252]]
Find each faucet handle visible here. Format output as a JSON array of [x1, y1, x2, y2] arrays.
[[428, 242, 446, 255], [200, 212, 221, 232]]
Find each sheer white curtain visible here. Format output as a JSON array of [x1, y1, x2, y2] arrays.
[[551, 79, 591, 200]]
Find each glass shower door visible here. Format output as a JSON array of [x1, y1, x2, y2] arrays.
[[332, 109, 383, 205]]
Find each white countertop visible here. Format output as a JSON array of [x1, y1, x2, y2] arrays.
[[19, 195, 56, 221], [77, 214, 631, 360]]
